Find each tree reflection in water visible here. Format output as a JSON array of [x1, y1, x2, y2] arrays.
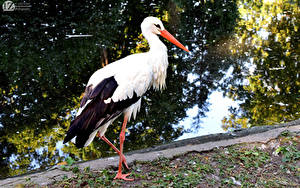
[[0, 0, 298, 179]]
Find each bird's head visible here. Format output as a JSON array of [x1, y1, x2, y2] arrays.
[[141, 17, 190, 52]]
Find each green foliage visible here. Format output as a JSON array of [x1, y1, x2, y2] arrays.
[[84, 166, 90, 173], [276, 145, 300, 163], [60, 157, 78, 172], [72, 166, 79, 174], [66, 157, 75, 166]]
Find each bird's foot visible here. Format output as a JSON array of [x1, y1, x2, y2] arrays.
[[114, 172, 134, 181]]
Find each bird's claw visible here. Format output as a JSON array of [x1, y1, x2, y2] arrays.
[[114, 172, 134, 181]]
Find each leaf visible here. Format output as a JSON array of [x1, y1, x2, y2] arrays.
[[57, 161, 67, 166], [66, 157, 75, 166]]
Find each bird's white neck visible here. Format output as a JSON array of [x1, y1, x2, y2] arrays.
[[144, 32, 167, 52], [143, 32, 169, 91]]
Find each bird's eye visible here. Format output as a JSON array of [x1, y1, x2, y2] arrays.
[[154, 24, 161, 29]]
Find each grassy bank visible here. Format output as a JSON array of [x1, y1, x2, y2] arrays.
[[26, 131, 299, 187]]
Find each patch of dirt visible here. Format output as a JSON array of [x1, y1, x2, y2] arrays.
[[25, 131, 300, 187]]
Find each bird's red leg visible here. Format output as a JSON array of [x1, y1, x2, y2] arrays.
[[114, 116, 134, 181], [96, 134, 129, 169]]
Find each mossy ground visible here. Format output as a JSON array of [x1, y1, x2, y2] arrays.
[[27, 131, 300, 187]]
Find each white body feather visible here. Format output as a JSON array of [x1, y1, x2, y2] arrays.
[[77, 39, 168, 117]]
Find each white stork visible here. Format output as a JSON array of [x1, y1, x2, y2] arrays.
[[63, 16, 189, 181]]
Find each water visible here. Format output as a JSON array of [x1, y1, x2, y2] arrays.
[[0, 0, 298, 179], [177, 91, 238, 140]]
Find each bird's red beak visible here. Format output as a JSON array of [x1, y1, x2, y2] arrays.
[[160, 30, 190, 52]]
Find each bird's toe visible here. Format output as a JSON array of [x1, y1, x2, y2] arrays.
[[114, 172, 134, 181]]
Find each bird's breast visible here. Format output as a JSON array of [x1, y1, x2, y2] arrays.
[[149, 52, 169, 91]]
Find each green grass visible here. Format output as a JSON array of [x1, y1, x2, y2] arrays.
[[28, 131, 300, 187]]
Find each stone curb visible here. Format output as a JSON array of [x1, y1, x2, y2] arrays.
[[1, 119, 299, 187]]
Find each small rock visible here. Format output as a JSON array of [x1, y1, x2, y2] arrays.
[[260, 144, 267, 150], [231, 177, 241, 186], [211, 174, 220, 181], [272, 151, 279, 156]]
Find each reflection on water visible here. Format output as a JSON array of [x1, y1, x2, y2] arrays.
[[0, 0, 298, 179], [177, 91, 238, 140]]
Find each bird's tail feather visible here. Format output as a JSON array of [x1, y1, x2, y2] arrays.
[[63, 106, 106, 148], [63, 119, 78, 144]]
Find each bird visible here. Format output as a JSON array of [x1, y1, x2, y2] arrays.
[[63, 16, 189, 181]]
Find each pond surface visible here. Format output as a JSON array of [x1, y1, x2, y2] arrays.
[[1, 0, 299, 179]]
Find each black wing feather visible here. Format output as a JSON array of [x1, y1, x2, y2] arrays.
[[80, 85, 93, 107], [63, 76, 140, 148]]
